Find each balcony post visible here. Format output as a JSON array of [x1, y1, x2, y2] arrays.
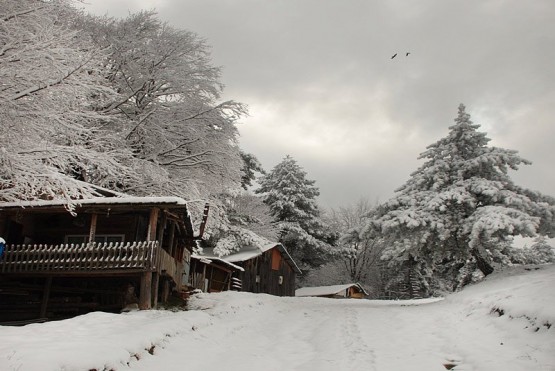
[[146, 208, 159, 241], [145, 207, 160, 309], [88, 213, 98, 245]]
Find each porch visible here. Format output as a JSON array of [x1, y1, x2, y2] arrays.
[[0, 241, 182, 320]]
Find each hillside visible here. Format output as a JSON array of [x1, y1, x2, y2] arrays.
[[1, 264, 554, 371]]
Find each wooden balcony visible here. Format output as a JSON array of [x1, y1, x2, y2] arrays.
[[0, 241, 180, 283]]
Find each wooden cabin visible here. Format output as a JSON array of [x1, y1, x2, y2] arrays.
[[199, 243, 301, 297], [0, 196, 196, 323], [295, 283, 368, 299]]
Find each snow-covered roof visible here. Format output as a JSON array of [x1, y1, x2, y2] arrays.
[[295, 283, 369, 297], [0, 196, 188, 210], [191, 254, 245, 272]]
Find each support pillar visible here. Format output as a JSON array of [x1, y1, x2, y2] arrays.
[[152, 272, 159, 308], [40, 276, 52, 318], [88, 213, 98, 245], [139, 271, 152, 310]]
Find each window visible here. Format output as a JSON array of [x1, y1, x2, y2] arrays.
[[271, 248, 281, 271]]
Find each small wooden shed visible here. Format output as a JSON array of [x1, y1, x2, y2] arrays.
[[0, 196, 196, 322], [188, 254, 243, 293], [199, 242, 302, 297], [295, 283, 369, 299]]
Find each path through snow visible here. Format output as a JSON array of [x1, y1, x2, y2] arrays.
[[1, 264, 554, 371]]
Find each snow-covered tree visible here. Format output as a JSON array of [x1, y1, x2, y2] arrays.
[[373, 104, 555, 293], [527, 237, 555, 264], [0, 0, 139, 206], [226, 192, 279, 241], [81, 10, 246, 199], [240, 151, 265, 190], [256, 155, 333, 269], [324, 199, 387, 290]]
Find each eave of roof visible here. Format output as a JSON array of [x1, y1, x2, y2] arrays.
[[191, 254, 245, 272], [0, 196, 188, 211]]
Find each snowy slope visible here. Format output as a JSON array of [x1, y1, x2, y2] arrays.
[[1, 264, 554, 371]]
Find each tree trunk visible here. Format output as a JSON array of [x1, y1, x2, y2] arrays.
[[471, 249, 494, 276]]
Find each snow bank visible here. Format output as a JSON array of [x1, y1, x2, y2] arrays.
[[0, 310, 211, 371]]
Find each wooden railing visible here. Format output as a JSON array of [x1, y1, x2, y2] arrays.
[[156, 247, 183, 285], [0, 241, 159, 274]]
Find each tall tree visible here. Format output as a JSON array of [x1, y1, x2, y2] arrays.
[[81, 10, 246, 200], [374, 104, 555, 293], [0, 0, 138, 207], [256, 155, 333, 269]]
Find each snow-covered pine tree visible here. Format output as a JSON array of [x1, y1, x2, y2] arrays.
[[374, 104, 555, 293], [256, 155, 333, 269]]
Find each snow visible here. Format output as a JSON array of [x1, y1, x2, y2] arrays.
[[1, 264, 554, 371]]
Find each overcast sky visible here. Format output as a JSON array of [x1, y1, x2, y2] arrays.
[[84, 0, 555, 209]]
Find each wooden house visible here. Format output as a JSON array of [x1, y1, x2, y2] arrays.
[[0, 196, 197, 323], [295, 283, 368, 299], [199, 242, 302, 297]]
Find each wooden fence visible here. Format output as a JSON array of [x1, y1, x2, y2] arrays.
[[0, 241, 159, 274]]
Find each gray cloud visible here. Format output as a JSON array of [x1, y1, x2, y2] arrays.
[[85, 0, 555, 208]]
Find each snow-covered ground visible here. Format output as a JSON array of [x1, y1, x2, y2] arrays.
[[1, 265, 554, 371]]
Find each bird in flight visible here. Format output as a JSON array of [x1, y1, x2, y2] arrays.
[[391, 53, 397, 59], [406, 52, 411, 56]]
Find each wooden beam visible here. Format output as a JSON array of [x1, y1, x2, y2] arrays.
[[39, 276, 52, 318], [157, 213, 167, 250], [197, 203, 210, 238], [152, 272, 159, 308], [139, 271, 152, 310], [167, 222, 176, 258], [88, 213, 98, 245], [146, 208, 159, 241], [202, 264, 207, 292]]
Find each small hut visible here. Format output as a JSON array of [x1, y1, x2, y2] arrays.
[[295, 283, 368, 299]]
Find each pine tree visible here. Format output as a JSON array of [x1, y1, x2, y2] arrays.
[[375, 104, 555, 292], [256, 155, 333, 269]]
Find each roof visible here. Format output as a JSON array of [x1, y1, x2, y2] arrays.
[[0, 196, 188, 210], [295, 283, 369, 297], [201, 242, 302, 275], [191, 254, 245, 272]]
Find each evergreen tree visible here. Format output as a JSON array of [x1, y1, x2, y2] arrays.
[[240, 151, 265, 190], [374, 104, 555, 293], [256, 155, 333, 269]]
